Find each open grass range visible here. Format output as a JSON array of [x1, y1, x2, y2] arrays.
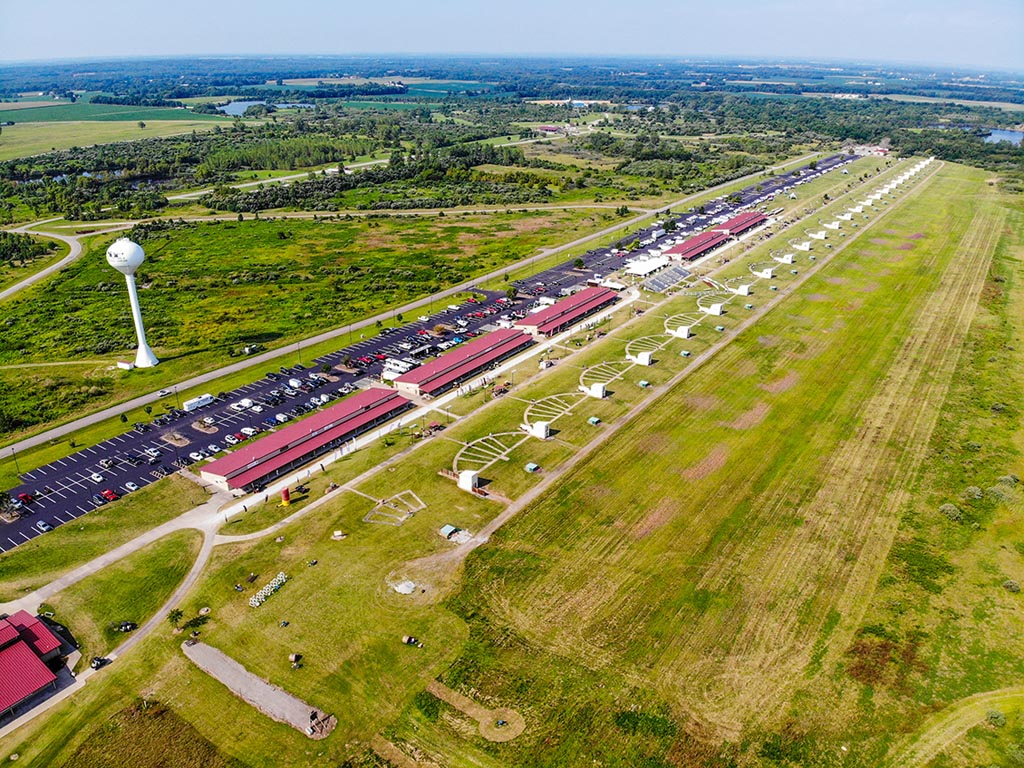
[[0, 208, 616, 439], [380, 163, 1024, 766]]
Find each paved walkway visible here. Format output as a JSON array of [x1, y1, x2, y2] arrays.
[[182, 641, 335, 739]]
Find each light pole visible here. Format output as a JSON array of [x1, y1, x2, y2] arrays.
[[10, 448, 20, 478]]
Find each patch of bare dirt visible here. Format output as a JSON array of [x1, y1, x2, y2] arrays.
[[757, 335, 781, 347], [824, 276, 848, 285], [724, 401, 770, 430], [855, 282, 881, 293], [632, 498, 677, 538], [759, 371, 799, 394], [681, 444, 729, 481], [806, 293, 829, 302], [907, 232, 925, 239], [897, 242, 914, 250]]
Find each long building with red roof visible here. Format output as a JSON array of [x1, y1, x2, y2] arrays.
[[514, 286, 618, 338], [664, 230, 730, 262], [200, 388, 413, 492], [713, 211, 768, 237], [394, 328, 534, 398], [0, 612, 62, 718]]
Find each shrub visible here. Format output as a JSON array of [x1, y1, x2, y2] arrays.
[[1004, 580, 1021, 593], [987, 485, 1013, 503], [998, 474, 1019, 486], [986, 709, 1007, 727], [938, 503, 963, 523], [963, 486, 984, 500]]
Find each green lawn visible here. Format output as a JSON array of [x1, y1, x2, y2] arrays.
[[46, 529, 202, 663], [0, 102, 229, 124], [0, 475, 207, 601]]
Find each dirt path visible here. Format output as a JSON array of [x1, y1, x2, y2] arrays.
[[182, 641, 336, 739], [370, 735, 436, 768], [887, 686, 1024, 767], [426, 680, 525, 742]]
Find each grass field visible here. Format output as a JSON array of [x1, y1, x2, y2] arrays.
[[0, 102, 230, 124], [0, 475, 207, 601], [867, 93, 1024, 112], [46, 529, 202, 663], [375, 162, 1024, 766], [0, 120, 226, 162]]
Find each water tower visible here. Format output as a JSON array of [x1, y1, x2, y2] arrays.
[[106, 237, 159, 368]]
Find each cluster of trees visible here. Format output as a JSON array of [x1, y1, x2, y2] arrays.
[[0, 231, 53, 265], [199, 143, 540, 211]]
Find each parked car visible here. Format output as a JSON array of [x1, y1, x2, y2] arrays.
[[124, 482, 139, 493], [101, 489, 120, 501], [189, 452, 206, 462], [207, 444, 221, 454], [202, 416, 216, 426], [144, 447, 161, 458], [35, 521, 53, 533], [275, 413, 290, 424], [224, 435, 238, 446], [91, 494, 107, 505], [89, 472, 104, 483], [241, 427, 260, 437]]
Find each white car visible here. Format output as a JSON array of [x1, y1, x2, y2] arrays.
[[230, 402, 247, 412], [250, 405, 264, 413], [189, 451, 206, 462], [145, 447, 161, 458], [89, 472, 104, 483], [275, 413, 290, 424], [418, 315, 430, 322], [240, 427, 259, 437], [158, 389, 172, 397], [124, 482, 140, 492], [224, 435, 239, 446], [207, 444, 221, 454], [202, 416, 216, 426]]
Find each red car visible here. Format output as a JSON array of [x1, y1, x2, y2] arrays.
[[374, 353, 386, 360], [17, 492, 33, 504], [100, 489, 120, 501]]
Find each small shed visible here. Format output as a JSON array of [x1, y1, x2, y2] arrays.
[[744, 303, 754, 310], [714, 325, 725, 332], [439, 524, 461, 540], [680, 350, 691, 357], [639, 380, 651, 388], [524, 462, 541, 473], [587, 416, 601, 426]]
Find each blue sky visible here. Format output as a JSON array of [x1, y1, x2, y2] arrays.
[[1, 0, 1021, 71]]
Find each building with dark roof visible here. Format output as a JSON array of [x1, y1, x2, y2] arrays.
[[394, 329, 534, 398], [713, 211, 768, 237], [664, 231, 730, 261], [514, 286, 618, 338], [200, 388, 413, 492], [0, 612, 61, 718]]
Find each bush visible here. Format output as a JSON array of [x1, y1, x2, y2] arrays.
[[986, 709, 1007, 727], [987, 485, 1013, 503], [1004, 580, 1021, 593], [963, 486, 984, 500], [938, 503, 963, 523], [998, 474, 1019, 486]]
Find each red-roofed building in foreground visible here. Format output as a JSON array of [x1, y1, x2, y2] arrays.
[[0, 612, 62, 718], [514, 286, 618, 339], [200, 388, 413, 493], [394, 329, 534, 398]]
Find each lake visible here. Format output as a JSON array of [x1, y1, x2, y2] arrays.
[[217, 100, 313, 116], [984, 128, 1024, 146]]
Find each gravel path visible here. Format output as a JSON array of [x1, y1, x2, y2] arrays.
[[182, 641, 335, 739]]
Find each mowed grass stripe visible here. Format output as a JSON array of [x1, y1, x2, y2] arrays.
[[464, 164, 997, 737]]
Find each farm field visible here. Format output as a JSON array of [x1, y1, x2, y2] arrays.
[[0, 101, 230, 124], [0, 120, 227, 162]]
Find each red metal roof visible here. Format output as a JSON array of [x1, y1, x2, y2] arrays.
[[713, 211, 767, 235], [202, 388, 412, 489], [0, 641, 56, 713], [665, 231, 730, 261], [395, 329, 533, 396], [0, 619, 19, 648], [6, 611, 60, 657], [515, 286, 618, 336]]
